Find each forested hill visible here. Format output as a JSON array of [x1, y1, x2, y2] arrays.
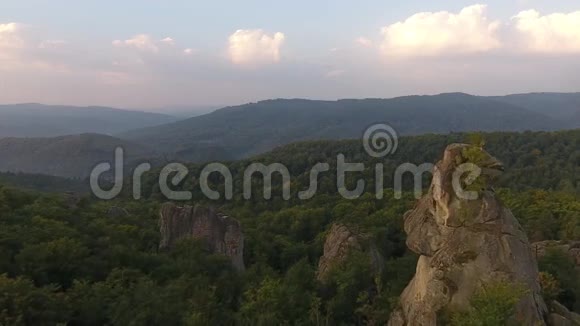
[[257, 129, 580, 193], [135, 129, 580, 202], [0, 133, 157, 178], [119, 93, 568, 162], [0, 129, 577, 194], [490, 92, 580, 122], [0, 130, 578, 325], [0, 172, 87, 193]]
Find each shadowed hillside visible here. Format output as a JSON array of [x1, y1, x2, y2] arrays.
[[0, 133, 158, 178], [0, 104, 177, 138], [119, 93, 565, 162]]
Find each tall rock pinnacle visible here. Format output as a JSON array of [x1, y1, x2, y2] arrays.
[[388, 144, 547, 325]]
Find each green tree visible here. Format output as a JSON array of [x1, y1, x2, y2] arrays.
[[449, 281, 527, 326], [0, 274, 67, 325], [16, 238, 89, 287], [539, 249, 580, 312]]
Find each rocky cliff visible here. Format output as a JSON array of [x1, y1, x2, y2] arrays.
[[159, 203, 245, 271], [548, 301, 580, 326], [317, 224, 384, 282], [388, 143, 548, 325]]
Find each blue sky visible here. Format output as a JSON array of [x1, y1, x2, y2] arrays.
[[0, 1, 579, 109]]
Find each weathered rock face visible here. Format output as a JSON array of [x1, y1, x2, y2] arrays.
[[548, 301, 580, 326], [388, 144, 548, 326], [533, 240, 580, 268], [159, 203, 245, 271], [317, 224, 384, 282]]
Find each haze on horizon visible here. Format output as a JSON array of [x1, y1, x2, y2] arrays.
[[1, 0, 579, 109]]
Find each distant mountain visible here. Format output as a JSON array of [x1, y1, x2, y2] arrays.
[[0, 103, 178, 138], [151, 105, 220, 118], [490, 92, 580, 127], [0, 171, 87, 193], [0, 133, 158, 178], [119, 93, 562, 162]]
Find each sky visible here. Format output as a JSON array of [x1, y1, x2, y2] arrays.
[[0, 0, 579, 110]]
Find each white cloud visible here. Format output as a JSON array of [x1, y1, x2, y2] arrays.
[[160, 37, 175, 45], [0, 22, 27, 67], [0, 23, 24, 50], [183, 48, 196, 55], [113, 34, 160, 52], [513, 10, 580, 54], [356, 37, 373, 47], [380, 4, 501, 57], [228, 29, 285, 65]]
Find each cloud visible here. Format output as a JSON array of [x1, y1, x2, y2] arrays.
[[356, 37, 373, 47], [113, 34, 161, 52], [183, 48, 196, 55], [3, 9, 580, 107], [512, 10, 580, 54], [0, 22, 27, 67], [0, 23, 24, 50], [380, 4, 501, 57], [160, 37, 175, 45], [228, 29, 285, 65]]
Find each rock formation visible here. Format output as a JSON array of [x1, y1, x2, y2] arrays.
[[159, 203, 245, 271], [317, 224, 384, 282], [547, 300, 580, 326], [533, 240, 580, 268], [388, 144, 548, 326], [533, 241, 580, 325]]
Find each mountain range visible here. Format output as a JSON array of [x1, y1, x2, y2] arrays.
[[0, 92, 579, 178], [119, 92, 580, 160], [0, 103, 177, 138], [489, 92, 580, 121]]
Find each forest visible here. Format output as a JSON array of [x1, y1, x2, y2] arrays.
[[0, 130, 578, 325]]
